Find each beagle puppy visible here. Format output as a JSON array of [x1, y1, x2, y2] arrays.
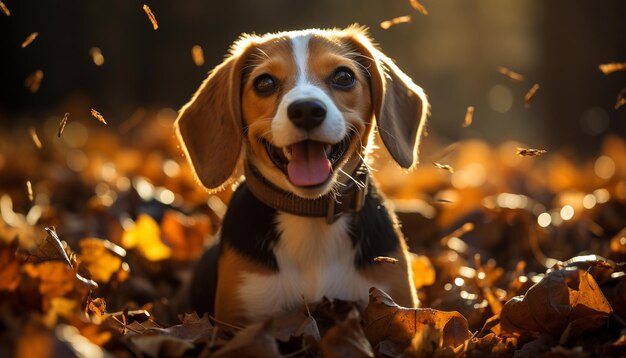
[[176, 25, 429, 326]]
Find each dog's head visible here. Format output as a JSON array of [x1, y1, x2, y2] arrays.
[[175, 25, 428, 199]]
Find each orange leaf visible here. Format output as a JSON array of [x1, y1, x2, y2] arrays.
[[122, 214, 171, 261]]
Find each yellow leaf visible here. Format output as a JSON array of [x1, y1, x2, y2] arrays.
[[122, 214, 171, 261]]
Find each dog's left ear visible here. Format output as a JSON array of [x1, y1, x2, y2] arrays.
[[175, 43, 252, 190], [345, 27, 429, 169]]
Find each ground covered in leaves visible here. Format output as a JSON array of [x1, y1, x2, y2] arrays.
[[1, 112, 626, 357]]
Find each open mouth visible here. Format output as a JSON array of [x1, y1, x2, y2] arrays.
[[262, 136, 351, 188]]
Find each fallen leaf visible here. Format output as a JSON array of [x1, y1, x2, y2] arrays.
[[410, 253, 435, 290], [0, 239, 21, 291], [90, 109, 107, 125], [500, 263, 612, 340], [78, 238, 125, 284], [212, 320, 280, 358], [363, 287, 471, 349], [121, 214, 171, 261], [320, 309, 374, 358], [517, 148, 546, 157]]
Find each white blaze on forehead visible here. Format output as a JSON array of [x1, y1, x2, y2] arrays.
[[291, 34, 311, 84]]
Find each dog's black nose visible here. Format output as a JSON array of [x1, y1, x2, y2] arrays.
[[287, 100, 326, 130]]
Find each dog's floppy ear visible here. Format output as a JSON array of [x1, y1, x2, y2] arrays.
[[175, 45, 251, 190], [346, 27, 429, 169]]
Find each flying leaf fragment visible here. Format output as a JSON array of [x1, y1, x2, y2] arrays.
[[89, 47, 104, 66], [380, 15, 411, 30], [463, 106, 474, 128], [191, 45, 204, 66], [25, 70, 44, 93], [409, 0, 428, 15], [90, 109, 107, 125], [21, 32, 38, 48], [58, 112, 69, 138], [26, 180, 34, 201], [29, 127, 42, 149], [517, 148, 546, 157], [0, 1, 10, 16], [497, 66, 524, 82], [524, 83, 540, 107], [598, 62, 626, 75], [433, 162, 454, 173], [363, 287, 471, 349], [143, 4, 158, 30], [615, 87, 626, 110], [374, 256, 398, 264]]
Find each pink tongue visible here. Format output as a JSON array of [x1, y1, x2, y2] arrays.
[[287, 141, 331, 186]]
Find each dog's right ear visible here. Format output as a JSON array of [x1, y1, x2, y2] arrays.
[[175, 46, 250, 190]]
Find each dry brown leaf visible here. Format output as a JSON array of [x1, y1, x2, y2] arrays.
[[0, 239, 21, 291], [409, 0, 428, 15], [139, 313, 216, 345], [24, 70, 44, 93], [524, 83, 540, 107], [320, 309, 374, 358], [27, 227, 73, 266], [143, 4, 158, 30], [0, 1, 10, 16], [213, 320, 280, 358], [57, 113, 69, 138], [90, 109, 107, 125], [191, 45, 204, 66], [599, 62, 626, 75], [497, 66, 525, 82], [500, 264, 612, 340], [21, 32, 38, 48], [87, 297, 107, 319], [380, 15, 411, 30], [363, 287, 471, 349], [373, 256, 398, 264]]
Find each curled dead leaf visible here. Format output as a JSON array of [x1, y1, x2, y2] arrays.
[[500, 261, 612, 341], [363, 287, 471, 349]]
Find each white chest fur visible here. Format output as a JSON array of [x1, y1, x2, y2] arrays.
[[237, 212, 386, 322]]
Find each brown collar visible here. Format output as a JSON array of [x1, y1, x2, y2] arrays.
[[243, 160, 369, 224]]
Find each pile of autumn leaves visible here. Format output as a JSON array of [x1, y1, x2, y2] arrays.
[[1, 124, 626, 356]]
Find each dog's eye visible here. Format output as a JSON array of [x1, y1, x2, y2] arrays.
[[331, 67, 356, 89], [253, 74, 277, 95]]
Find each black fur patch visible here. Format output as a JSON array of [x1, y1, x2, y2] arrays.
[[350, 185, 401, 266], [220, 183, 280, 270]]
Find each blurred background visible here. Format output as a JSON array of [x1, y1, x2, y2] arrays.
[[1, 0, 625, 156]]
